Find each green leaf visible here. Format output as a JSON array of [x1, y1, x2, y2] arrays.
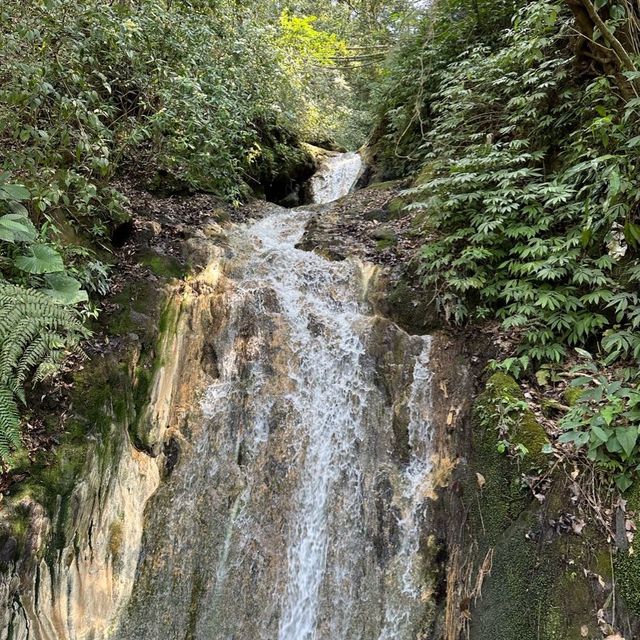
[[535, 369, 550, 386], [624, 221, 640, 248], [617, 426, 638, 458], [0, 214, 37, 243], [0, 184, 30, 201], [15, 245, 64, 274], [591, 425, 610, 443], [601, 405, 616, 426], [616, 473, 633, 492], [43, 273, 89, 305]]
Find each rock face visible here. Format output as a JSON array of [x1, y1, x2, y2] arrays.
[[111, 208, 456, 640], [0, 250, 226, 640], [0, 195, 473, 640]]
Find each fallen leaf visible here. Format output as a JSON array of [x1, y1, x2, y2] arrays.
[[476, 473, 486, 490], [580, 625, 589, 638], [572, 519, 586, 535], [604, 634, 625, 640]]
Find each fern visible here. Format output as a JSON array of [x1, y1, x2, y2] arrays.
[[0, 386, 20, 462], [404, 0, 640, 375], [0, 282, 89, 461]]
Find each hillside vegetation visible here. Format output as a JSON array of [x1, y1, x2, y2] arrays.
[[373, 0, 640, 490], [0, 0, 416, 461]]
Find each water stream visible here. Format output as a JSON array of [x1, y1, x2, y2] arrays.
[[308, 152, 363, 204], [114, 153, 435, 640]]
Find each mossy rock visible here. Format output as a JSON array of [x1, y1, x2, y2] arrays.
[[385, 273, 441, 335], [387, 196, 409, 219], [414, 162, 436, 186], [563, 386, 584, 407], [138, 249, 187, 280], [7, 343, 137, 518], [4, 272, 175, 547], [479, 373, 549, 469], [109, 278, 167, 341], [370, 226, 398, 251], [466, 373, 609, 640], [366, 179, 404, 191], [615, 482, 640, 615]]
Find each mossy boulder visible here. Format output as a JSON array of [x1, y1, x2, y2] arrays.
[[477, 373, 549, 469], [138, 249, 187, 280], [615, 482, 640, 617], [384, 271, 441, 335], [465, 373, 606, 640]]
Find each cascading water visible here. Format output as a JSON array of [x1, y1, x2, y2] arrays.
[[114, 153, 435, 640], [308, 152, 363, 204]]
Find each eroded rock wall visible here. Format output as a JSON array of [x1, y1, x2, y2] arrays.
[[0, 250, 226, 640]]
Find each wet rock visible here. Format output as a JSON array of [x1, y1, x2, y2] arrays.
[[373, 473, 401, 566], [369, 226, 397, 243], [0, 537, 17, 565], [163, 437, 180, 477]]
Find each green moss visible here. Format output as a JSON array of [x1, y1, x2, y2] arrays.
[[367, 179, 404, 190], [615, 482, 640, 614], [563, 386, 584, 407], [3, 277, 176, 559], [469, 512, 555, 640], [385, 274, 440, 334], [484, 371, 522, 397], [376, 237, 396, 251], [129, 298, 181, 451], [109, 519, 124, 562], [414, 162, 436, 186], [515, 411, 549, 465], [109, 280, 161, 337], [467, 373, 609, 640], [480, 373, 549, 469], [138, 249, 187, 280], [387, 196, 408, 218], [7, 349, 134, 521]]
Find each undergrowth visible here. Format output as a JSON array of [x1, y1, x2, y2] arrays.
[[373, 0, 640, 486], [0, 0, 380, 462]]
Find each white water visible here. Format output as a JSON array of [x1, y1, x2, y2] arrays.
[[308, 152, 363, 204], [377, 342, 434, 639], [116, 153, 435, 640], [237, 211, 370, 640], [223, 208, 434, 640]]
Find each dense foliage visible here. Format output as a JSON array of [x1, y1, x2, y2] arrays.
[[0, 0, 411, 461], [373, 0, 640, 485]]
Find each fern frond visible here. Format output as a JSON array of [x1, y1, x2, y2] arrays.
[[0, 385, 21, 461], [0, 282, 90, 462]]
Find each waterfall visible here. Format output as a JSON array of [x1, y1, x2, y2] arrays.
[[114, 153, 435, 640], [308, 152, 363, 204]]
